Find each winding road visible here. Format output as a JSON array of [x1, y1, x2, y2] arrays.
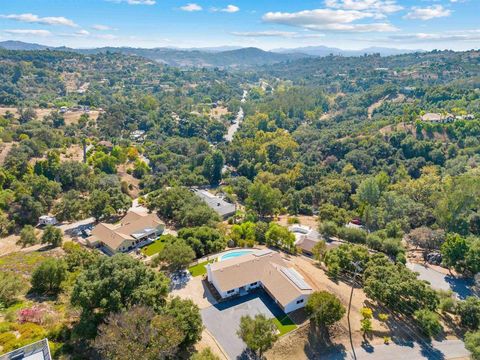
[[224, 89, 247, 142]]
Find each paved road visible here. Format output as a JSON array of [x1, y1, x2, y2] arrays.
[[326, 339, 470, 360], [407, 262, 473, 299], [225, 89, 247, 142]]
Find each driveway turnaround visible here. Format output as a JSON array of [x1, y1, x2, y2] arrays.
[[201, 290, 286, 360], [407, 263, 473, 299]]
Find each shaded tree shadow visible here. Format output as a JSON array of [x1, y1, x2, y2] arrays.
[[419, 341, 446, 360], [361, 339, 374, 353], [237, 348, 257, 360], [444, 276, 473, 300], [303, 324, 347, 360], [365, 300, 415, 348]]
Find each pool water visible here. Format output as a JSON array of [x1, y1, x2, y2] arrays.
[[219, 250, 254, 261]]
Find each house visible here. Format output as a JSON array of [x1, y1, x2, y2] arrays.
[[420, 113, 454, 124], [97, 140, 113, 150], [289, 225, 322, 255], [87, 211, 164, 254], [207, 249, 313, 313], [455, 114, 475, 121], [38, 215, 58, 226], [130, 130, 146, 142], [193, 189, 236, 219], [0, 338, 51, 360]]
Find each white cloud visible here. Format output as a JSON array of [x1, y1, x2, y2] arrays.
[[76, 29, 90, 36], [180, 3, 202, 11], [58, 29, 91, 38], [92, 24, 113, 31], [389, 30, 480, 42], [0, 13, 77, 27], [108, 0, 156, 5], [211, 5, 240, 13], [405, 5, 451, 20], [221, 5, 240, 13], [231, 30, 325, 39], [95, 34, 118, 40], [231, 31, 298, 37], [4, 29, 52, 36], [262, 9, 398, 32], [325, 0, 403, 14]]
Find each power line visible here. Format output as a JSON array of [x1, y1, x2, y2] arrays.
[[347, 261, 363, 360], [335, 271, 442, 359]]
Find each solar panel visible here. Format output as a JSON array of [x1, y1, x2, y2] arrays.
[[252, 249, 273, 257], [280, 267, 312, 290]]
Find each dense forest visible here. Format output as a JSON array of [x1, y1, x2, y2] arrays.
[[0, 48, 479, 359]]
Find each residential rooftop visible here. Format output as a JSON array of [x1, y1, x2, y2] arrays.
[[88, 211, 164, 252], [193, 189, 236, 219], [208, 250, 312, 308], [0, 339, 51, 360]]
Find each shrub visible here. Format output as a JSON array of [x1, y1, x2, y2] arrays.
[[456, 296, 480, 330], [0, 272, 25, 307], [318, 221, 338, 239], [360, 307, 373, 319], [465, 331, 480, 360], [41, 225, 63, 248], [31, 259, 67, 295], [378, 313, 389, 322], [287, 217, 300, 225], [414, 309, 442, 337], [306, 291, 345, 328], [338, 227, 367, 244]]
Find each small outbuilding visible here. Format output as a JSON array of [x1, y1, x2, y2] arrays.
[[38, 215, 58, 226]]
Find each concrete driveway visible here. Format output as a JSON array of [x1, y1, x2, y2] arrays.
[[201, 290, 285, 360], [407, 263, 473, 299], [171, 276, 217, 309]]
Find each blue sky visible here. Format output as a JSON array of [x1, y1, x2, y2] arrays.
[[0, 0, 478, 50]]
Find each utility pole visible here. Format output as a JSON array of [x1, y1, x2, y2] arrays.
[[347, 261, 363, 360]]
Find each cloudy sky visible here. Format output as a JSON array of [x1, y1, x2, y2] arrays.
[[0, 0, 478, 50]]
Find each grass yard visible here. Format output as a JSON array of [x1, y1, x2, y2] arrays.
[[188, 260, 214, 277], [273, 314, 297, 336], [141, 239, 165, 256]]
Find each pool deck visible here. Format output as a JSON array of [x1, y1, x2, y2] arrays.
[[219, 249, 255, 261], [191, 247, 264, 266]]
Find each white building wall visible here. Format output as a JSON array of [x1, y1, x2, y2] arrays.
[[283, 294, 310, 313], [207, 267, 260, 298]]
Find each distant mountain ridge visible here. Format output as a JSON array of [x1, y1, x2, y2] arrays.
[[271, 45, 422, 57], [0, 41, 423, 67]]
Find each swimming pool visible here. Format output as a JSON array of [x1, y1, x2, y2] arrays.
[[219, 249, 255, 261]]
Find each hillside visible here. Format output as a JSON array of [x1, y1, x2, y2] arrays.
[[0, 41, 307, 68]]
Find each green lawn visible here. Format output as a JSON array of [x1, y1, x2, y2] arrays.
[[141, 239, 165, 256], [188, 260, 214, 277], [273, 315, 297, 336]]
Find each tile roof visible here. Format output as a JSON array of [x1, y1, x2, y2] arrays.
[[89, 211, 164, 251]]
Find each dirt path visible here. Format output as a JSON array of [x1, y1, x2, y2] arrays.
[[368, 96, 389, 119], [0, 142, 14, 165]]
